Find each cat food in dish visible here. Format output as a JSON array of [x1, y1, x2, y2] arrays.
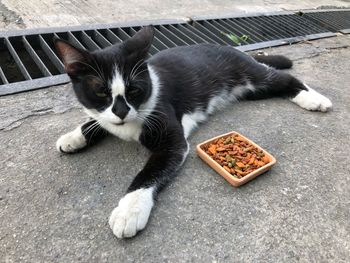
[[196, 131, 276, 187]]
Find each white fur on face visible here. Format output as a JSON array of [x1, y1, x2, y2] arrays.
[[290, 84, 332, 112], [83, 65, 161, 142], [110, 68, 125, 96], [109, 187, 155, 238], [87, 67, 138, 123], [97, 66, 139, 124]]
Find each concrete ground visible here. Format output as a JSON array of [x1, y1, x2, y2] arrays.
[[1, 0, 350, 30], [1, 34, 350, 263], [1, 1, 350, 263]]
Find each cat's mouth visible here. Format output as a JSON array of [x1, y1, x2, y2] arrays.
[[114, 121, 125, 126]]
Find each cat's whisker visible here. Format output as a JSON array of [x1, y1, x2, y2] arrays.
[[131, 68, 148, 80], [130, 59, 145, 80], [137, 115, 158, 131], [138, 109, 168, 119], [83, 121, 100, 136], [69, 59, 105, 83], [82, 122, 97, 135], [91, 57, 106, 83], [142, 113, 166, 133], [88, 125, 101, 145]]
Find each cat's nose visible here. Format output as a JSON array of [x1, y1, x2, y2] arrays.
[[112, 95, 130, 120]]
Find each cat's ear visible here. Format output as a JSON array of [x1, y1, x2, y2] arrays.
[[54, 38, 91, 76], [123, 26, 154, 61]]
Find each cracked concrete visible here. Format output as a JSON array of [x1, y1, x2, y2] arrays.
[[1, 34, 349, 262], [0, 1, 24, 30], [0, 84, 79, 131]]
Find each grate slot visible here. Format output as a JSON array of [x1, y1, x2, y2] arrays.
[[274, 15, 310, 35], [234, 17, 273, 41], [111, 28, 131, 41], [58, 32, 87, 50], [157, 25, 188, 46], [239, 17, 283, 41], [166, 24, 199, 44], [39, 34, 65, 73], [0, 67, 8, 84], [199, 20, 232, 45], [25, 35, 61, 75], [94, 30, 113, 47], [295, 15, 328, 34], [154, 27, 178, 47], [82, 31, 101, 50], [110, 27, 159, 54], [65, 32, 86, 49], [326, 13, 350, 28], [213, 19, 256, 44], [9, 36, 46, 79], [265, 16, 299, 37], [290, 15, 326, 34], [0, 42, 26, 83], [327, 11, 350, 28], [124, 27, 161, 54], [307, 13, 340, 31], [192, 21, 231, 45], [268, 15, 309, 37], [279, 15, 321, 34], [302, 11, 350, 32], [85, 30, 112, 48], [70, 31, 97, 51], [97, 29, 123, 44], [313, 12, 346, 28], [208, 20, 249, 45], [272, 15, 307, 36], [324, 12, 350, 28], [225, 18, 265, 42], [133, 26, 170, 50], [254, 16, 292, 38], [180, 24, 213, 43], [22, 36, 51, 77], [5, 38, 31, 80]]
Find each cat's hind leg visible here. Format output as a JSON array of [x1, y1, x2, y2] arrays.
[[245, 69, 332, 112], [290, 83, 332, 112], [56, 119, 108, 153]]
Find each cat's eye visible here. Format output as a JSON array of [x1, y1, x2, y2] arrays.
[[95, 91, 107, 98], [127, 87, 142, 97]]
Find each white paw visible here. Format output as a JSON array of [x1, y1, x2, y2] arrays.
[[56, 126, 87, 153], [109, 187, 154, 238], [291, 85, 332, 112]]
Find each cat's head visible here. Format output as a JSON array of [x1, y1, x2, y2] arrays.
[[54, 26, 155, 125]]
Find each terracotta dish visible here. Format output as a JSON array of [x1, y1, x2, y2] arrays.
[[196, 131, 276, 187]]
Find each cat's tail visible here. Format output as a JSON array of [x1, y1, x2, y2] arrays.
[[253, 53, 293, 70]]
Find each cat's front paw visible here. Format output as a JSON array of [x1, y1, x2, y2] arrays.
[[56, 127, 87, 153], [109, 187, 154, 238]]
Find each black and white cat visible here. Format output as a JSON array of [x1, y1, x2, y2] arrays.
[[54, 26, 332, 238]]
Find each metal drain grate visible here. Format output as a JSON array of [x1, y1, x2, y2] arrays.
[[301, 10, 350, 34], [0, 10, 345, 96], [189, 11, 334, 51]]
